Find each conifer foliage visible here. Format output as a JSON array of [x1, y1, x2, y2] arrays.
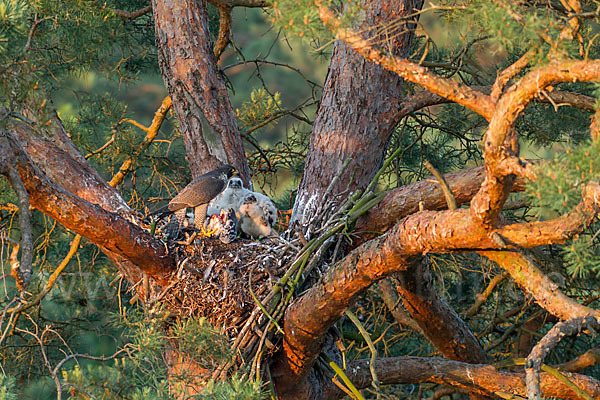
[[2, 0, 600, 399]]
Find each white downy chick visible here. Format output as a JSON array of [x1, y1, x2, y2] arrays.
[[208, 176, 250, 218], [238, 192, 278, 239]]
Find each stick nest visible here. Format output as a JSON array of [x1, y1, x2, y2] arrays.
[[160, 237, 290, 337]]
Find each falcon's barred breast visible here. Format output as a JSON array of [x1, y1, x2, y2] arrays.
[[148, 165, 237, 235]]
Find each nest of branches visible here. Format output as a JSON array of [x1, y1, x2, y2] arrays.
[[158, 237, 291, 336], [149, 157, 392, 383]]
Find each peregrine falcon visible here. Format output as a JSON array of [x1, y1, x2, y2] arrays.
[[238, 192, 278, 239], [148, 165, 237, 235]]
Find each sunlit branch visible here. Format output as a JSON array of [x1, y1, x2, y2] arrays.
[[317, 2, 495, 120]]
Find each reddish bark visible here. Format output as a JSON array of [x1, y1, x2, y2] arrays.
[[355, 166, 487, 243], [275, 178, 600, 395], [0, 132, 174, 285], [480, 251, 600, 322], [321, 357, 600, 400], [152, 0, 250, 182], [394, 262, 490, 363]]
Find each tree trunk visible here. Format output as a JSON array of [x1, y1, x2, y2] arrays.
[[152, 0, 251, 183], [291, 0, 424, 224]]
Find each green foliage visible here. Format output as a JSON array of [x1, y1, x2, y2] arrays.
[[237, 88, 282, 128], [0, 375, 17, 400], [198, 375, 265, 400], [172, 316, 234, 371], [528, 141, 600, 214]]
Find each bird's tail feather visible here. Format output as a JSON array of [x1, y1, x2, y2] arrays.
[[146, 205, 172, 221]]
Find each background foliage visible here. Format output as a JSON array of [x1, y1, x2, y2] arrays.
[[2, 0, 600, 398]]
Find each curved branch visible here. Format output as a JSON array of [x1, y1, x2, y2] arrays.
[[490, 52, 531, 102], [321, 357, 600, 400], [0, 132, 174, 285], [471, 59, 600, 228], [317, 3, 495, 120], [480, 251, 600, 322]]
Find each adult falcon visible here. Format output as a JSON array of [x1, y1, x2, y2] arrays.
[[148, 165, 237, 235]]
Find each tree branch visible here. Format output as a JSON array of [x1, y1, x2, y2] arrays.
[[276, 179, 600, 391], [471, 59, 600, 229], [394, 261, 490, 363], [317, 3, 495, 120], [112, 5, 153, 19], [3, 167, 32, 290], [152, 0, 251, 183], [208, 0, 268, 7], [213, 5, 232, 60], [321, 357, 600, 400], [526, 316, 599, 400], [0, 132, 174, 285]]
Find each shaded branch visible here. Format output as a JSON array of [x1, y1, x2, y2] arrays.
[[480, 251, 600, 322], [3, 167, 32, 290], [0, 132, 174, 285], [462, 272, 509, 318], [378, 279, 423, 333], [112, 5, 153, 19], [526, 316, 600, 400], [321, 357, 600, 400], [558, 348, 600, 372]]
